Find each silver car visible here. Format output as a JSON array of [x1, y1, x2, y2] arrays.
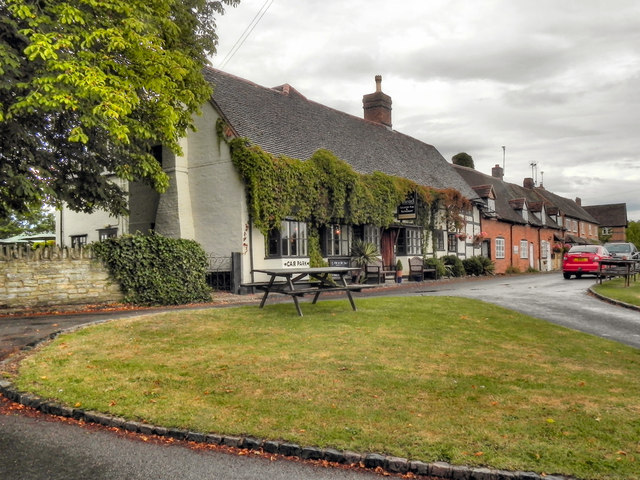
[[604, 242, 639, 260]]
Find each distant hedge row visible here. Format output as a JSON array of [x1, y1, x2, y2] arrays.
[[92, 234, 211, 306]]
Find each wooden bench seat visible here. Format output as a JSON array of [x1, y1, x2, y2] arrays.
[[408, 256, 439, 281]]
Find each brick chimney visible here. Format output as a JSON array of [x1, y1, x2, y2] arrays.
[[523, 177, 534, 189], [491, 164, 504, 180], [575, 197, 581, 206], [363, 75, 392, 128]]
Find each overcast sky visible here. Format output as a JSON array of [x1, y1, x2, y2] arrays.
[[210, 0, 640, 221]]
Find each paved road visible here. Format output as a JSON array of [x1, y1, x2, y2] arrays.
[[403, 273, 640, 349], [1, 273, 639, 479]]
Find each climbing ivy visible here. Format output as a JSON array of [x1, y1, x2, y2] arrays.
[[225, 132, 470, 238], [92, 234, 211, 306]]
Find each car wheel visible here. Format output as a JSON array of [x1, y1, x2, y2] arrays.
[[563, 272, 571, 279]]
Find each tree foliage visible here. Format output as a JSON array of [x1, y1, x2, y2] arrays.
[[627, 221, 640, 249], [0, 0, 238, 218], [452, 152, 474, 169], [0, 206, 55, 238]]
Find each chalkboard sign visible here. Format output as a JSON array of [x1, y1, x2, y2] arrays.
[[328, 257, 351, 267]]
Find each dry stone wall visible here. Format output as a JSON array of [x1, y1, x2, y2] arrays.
[[0, 246, 123, 310]]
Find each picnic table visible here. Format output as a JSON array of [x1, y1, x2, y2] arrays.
[[248, 267, 375, 316], [598, 259, 638, 287]]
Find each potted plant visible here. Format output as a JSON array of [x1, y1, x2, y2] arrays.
[[350, 240, 380, 283], [396, 259, 403, 283]]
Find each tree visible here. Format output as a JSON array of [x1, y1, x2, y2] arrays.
[[0, 0, 239, 218], [0, 207, 55, 238], [452, 152, 474, 169], [627, 221, 640, 249]]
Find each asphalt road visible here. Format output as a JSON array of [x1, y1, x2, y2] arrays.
[[1, 273, 639, 479], [403, 273, 640, 349]]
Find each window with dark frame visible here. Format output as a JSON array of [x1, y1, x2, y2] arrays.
[[323, 224, 352, 256], [447, 233, 457, 252], [436, 230, 446, 251], [397, 227, 423, 256], [98, 228, 118, 241], [267, 220, 308, 258], [70, 234, 88, 248]]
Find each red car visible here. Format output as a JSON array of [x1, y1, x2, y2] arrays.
[[562, 245, 611, 279]]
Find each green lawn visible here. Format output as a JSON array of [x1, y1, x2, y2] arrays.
[[11, 297, 640, 480], [592, 277, 640, 307]]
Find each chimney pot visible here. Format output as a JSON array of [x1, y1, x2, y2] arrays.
[[523, 177, 534, 189], [363, 75, 392, 128], [375, 75, 382, 92], [491, 164, 504, 180]]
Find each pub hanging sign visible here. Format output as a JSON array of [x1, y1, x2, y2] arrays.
[[397, 192, 417, 220]]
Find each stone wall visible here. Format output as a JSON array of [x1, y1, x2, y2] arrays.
[[0, 246, 123, 310]]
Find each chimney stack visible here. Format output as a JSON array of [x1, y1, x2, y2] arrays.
[[575, 197, 582, 206], [523, 177, 534, 189], [363, 75, 392, 128], [491, 164, 504, 180]]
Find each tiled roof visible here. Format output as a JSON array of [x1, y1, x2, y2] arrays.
[[204, 68, 478, 200], [583, 203, 628, 227], [453, 166, 528, 224], [530, 188, 599, 224], [472, 184, 494, 199], [453, 165, 561, 228]]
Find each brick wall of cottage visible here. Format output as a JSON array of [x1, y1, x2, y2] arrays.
[[0, 246, 123, 310]]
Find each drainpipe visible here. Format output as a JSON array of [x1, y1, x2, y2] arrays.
[[537, 227, 542, 271], [510, 223, 514, 267], [249, 219, 255, 284]]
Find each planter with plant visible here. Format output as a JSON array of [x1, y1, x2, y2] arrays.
[[396, 259, 403, 283], [350, 240, 380, 283]]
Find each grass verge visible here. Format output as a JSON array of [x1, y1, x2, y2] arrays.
[[592, 277, 640, 307], [9, 297, 640, 480]]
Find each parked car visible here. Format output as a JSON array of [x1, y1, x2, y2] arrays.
[[604, 242, 639, 260], [562, 245, 611, 279]]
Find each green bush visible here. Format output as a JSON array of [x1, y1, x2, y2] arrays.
[[478, 256, 495, 275], [505, 265, 521, 274], [462, 257, 483, 276], [463, 256, 495, 276], [424, 257, 447, 279], [443, 255, 466, 277], [92, 234, 211, 306]]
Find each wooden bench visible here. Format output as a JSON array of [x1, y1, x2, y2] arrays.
[[408, 256, 438, 281], [365, 259, 395, 283]]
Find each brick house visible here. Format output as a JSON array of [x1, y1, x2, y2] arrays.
[[454, 164, 600, 274], [582, 203, 628, 242]]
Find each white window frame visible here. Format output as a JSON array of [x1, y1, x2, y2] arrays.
[[495, 237, 505, 259], [520, 240, 529, 259]]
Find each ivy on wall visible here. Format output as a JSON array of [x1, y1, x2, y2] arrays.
[[92, 234, 211, 305], [224, 128, 470, 244]]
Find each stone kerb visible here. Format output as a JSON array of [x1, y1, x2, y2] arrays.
[[0, 245, 123, 309]]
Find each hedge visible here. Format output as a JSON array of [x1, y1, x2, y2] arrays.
[[92, 234, 211, 306]]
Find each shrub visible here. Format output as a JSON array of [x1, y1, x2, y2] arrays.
[[462, 257, 483, 276], [505, 265, 521, 274], [443, 255, 466, 277], [463, 256, 495, 276], [92, 234, 211, 306], [424, 257, 447, 279], [478, 256, 495, 275]]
